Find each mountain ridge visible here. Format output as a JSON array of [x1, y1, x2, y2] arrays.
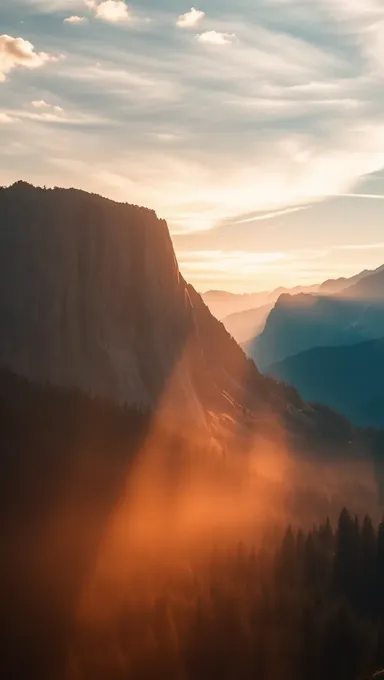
[[248, 264, 384, 371]]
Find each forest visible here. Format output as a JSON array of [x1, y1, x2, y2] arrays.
[[1, 369, 384, 680], [63, 510, 384, 680]]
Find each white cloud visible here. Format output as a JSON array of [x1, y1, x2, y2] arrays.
[[31, 99, 50, 108], [0, 35, 58, 82], [86, 0, 132, 23], [0, 112, 15, 124], [177, 8, 205, 29], [64, 15, 88, 23], [31, 100, 64, 113], [196, 31, 236, 46]]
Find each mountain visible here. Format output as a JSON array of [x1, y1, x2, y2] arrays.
[[203, 265, 383, 322], [318, 267, 382, 295], [268, 337, 384, 428], [2, 182, 384, 680], [202, 289, 274, 320], [0, 182, 292, 434], [217, 266, 384, 345], [0, 181, 372, 455], [0, 182, 206, 426], [222, 303, 274, 344], [343, 266, 384, 300], [203, 284, 319, 320], [249, 266, 384, 371]]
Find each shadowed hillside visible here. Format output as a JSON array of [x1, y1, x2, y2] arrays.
[[268, 337, 384, 428]]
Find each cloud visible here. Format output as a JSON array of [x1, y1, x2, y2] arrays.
[[0, 34, 58, 82], [1, 101, 102, 127], [234, 205, 311, 225], [177, 8, 205, 29], [86, 0, 132, 23], [333, 242, 384, 251], [0, 112, 15, 124], [196, 31, 236, 46], [64, 15, 88, 23], [3, 0, 384, 255], [332, 192, 384, 199], [178, 249, 288, 276], [31, 100, 64, 113]]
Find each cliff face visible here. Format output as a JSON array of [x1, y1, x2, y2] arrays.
[[0, 182, 306, 433], [0, 182, 205, 423], [0, 182, 372, 453]]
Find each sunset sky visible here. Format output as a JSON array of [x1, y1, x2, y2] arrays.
[[2, 0, 384, 292]]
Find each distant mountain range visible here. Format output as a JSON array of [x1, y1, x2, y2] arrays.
[[248, 264, 384, 372], [202, 284, 319, 321], [241, 264, 384, 428], [204, 266, 384, 346]]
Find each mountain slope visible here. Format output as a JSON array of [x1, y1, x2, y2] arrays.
[[318, 266, 384, 295], [203, 264, 383, 322], [0, 183, 290, 431], [0, 181, 377, 456], [249, 263, 384, 371], [218, 267, 382, 346], [202, 284, 319, 320], [0, 181, 208, 424], [268, 337, 384, 428], [222, 303, 273, 344], [343, 266, 384, 300], [249, 294, 384, 371]]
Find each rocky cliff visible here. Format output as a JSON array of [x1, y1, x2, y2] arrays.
[[0, 182, 207, 424], [0, 182, 371, 452]]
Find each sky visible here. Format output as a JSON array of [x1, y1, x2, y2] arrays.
[[1, 0, 384, 292]]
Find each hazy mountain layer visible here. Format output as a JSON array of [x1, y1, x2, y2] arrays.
[[202, 284, 319, 320], [269, 337, 384, 428], [222, 303, 273, 344], [249, 266, 384, 371]]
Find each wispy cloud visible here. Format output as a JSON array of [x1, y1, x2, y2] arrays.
[[333, 242, 384, 251], [64, 15, 88, 24], [332, 193, 384, 200], [176, 246, 331, 290], [178, 249, 289, 275], [234, 205, 311, 225], [0, 34, 58, 82], [177, 8, 205, 29]]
